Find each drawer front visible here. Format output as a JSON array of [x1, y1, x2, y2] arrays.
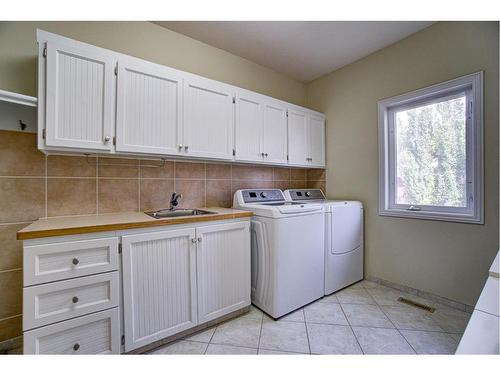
[[24, 237, 119, 286], [23, 272, 119, 330], [24, 308, 120, 354]]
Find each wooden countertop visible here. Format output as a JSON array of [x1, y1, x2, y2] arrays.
[[17, 208, 253, 240]]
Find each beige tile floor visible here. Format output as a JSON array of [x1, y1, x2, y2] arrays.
[[147, 280, 471, 355]]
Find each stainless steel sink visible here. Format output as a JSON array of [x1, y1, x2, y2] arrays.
[[145, 208, 216, 219]]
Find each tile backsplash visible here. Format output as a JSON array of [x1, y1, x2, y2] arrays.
[[0, 130, 326, 343]]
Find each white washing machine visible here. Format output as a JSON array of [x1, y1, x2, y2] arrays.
[[233, 189, 325, 318], [284, 189, 364, 295]]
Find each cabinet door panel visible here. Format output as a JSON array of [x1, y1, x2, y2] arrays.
[[263, 101, 288, 164], [235, 92, 263, 162], [45, 40, 115, 150], [308, 113, 326, 167], [183, 77, 234, 160], [196, 222, 251, 323], [116, 57, 183, 155], [121, 228, 197, 351], [287, 108, 308, 166]]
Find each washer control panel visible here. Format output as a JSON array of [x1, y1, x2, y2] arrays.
[[287, 189, 326, 201], [242, 189, 284, 203]]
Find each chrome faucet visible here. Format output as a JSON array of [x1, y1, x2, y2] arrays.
[[169, 192, 182, 210]]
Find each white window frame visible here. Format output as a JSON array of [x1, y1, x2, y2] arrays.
[[378, 72, 484, 224]]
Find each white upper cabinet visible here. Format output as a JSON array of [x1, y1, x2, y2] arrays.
[[183, 76, 234, 160], [115, 57, 183, 155], [308, 113, 326, 167], [263, 100, 288, 164], [234, 91, 264, 162], [287, 107, 308, 165], [44, 38, 116, 151], [37, 30, 326, 167], [288, 108, 326, 167]]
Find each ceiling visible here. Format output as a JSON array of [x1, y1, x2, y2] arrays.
[[153, 21, 434, 82]]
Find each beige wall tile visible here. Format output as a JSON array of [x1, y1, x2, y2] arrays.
[[290, 180, 307, 189], [98, 157, 139, 178], [206, 180, 231, 208], [273, 180, 292, 191], [0, 270, 22, 319], [174, 179, 205, 208], [206, 163, 231, 179], [0, 178, 45, 223], [290, 168, 306, 180], [0, 223, 26, 272], [140, 160, 174, 178], [140, 179, 174, 211], [175, 162, 205, 179], [232, 165, 274, 181], [0, 315, 22, 342], [98, 179, 139, 213], [47, 178, 97, 217], [307, 180, 326, 192], [0, 131, 45, 177], [273, 167, 291, 181], [307, 169, 326, 181], [47, 155, 96, 177]]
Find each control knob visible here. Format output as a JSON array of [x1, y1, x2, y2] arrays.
[[260, 192, 267, 198], [305, 191, 311, 197]]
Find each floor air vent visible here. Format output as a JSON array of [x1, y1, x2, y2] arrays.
[[397, 297, 436, 313]]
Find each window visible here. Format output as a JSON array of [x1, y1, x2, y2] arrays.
[[378, 72, 483, 223]]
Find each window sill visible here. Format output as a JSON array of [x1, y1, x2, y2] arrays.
[[378, 208, 483, 224]]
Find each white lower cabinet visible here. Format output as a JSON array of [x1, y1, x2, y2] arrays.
[[24, 308, 120, 355], [23, 272, 119, 331], [121, 228, 198, 352], [22, 219, 251, 354], [196, 222, 251, 323], [121, 221, 250, 351]]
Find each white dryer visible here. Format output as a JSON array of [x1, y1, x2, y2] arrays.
[[233, 189, 325, 318], [284, 189, 364, 295]]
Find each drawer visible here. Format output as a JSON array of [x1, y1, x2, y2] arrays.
[[23, 272, 119, 330], [24, 308, 120, 354], [24, 237, 119, 286]]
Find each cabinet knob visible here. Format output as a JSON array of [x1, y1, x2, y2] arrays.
[[191, 238, 197, 244], [261, 152, 265, 157], [73, 343, 80, 351], [72, 258, 79, 265], [104, 135, 111, 143], [264, 153, 268, 157], [179, 144, 183, 149], [184, 145, 189, 151], [198, 237, 202, 242], [72, 296, 79, 304]]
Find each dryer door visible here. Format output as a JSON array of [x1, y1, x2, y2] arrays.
[[331, 205, 362, 254]]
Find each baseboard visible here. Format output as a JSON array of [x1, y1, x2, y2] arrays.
[[0, 335, 23, 354], [365, 276, 474, 313], [128, 305, 251, 354]]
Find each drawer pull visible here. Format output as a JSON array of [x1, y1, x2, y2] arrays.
[[73, 343, 80, 351], [72, 296, 79, 304], [72, 258, 79, 265]]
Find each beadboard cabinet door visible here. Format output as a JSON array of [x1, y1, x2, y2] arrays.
[[262, 100, 288, 164], [234, 91, 264, 162], [121, 228, 198, 352], [116, 57, 183, 155], [196, 222, 251, 323], [287, 108, 309, 166], [287, 110, 326, 168], [308, 113, 326, 167], [44, 39, 116, 151], [183, 76, 234, 160]]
